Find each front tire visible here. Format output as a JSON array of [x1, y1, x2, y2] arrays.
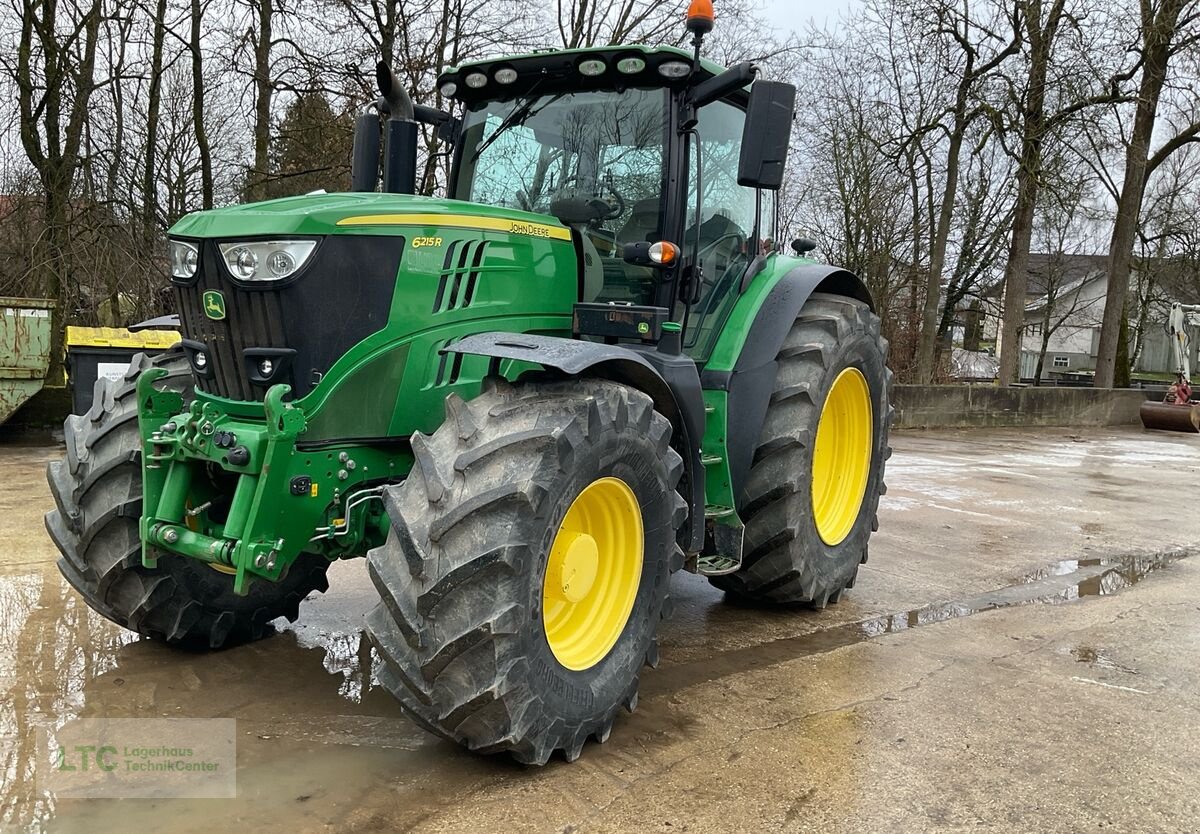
[[44, 351, 331, 649], [365, 378, 686, 764], [711, 293, 892, 606]]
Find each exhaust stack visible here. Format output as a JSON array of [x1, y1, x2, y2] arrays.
[[376, 62, 418, 195], [348, 62, 419, 194]]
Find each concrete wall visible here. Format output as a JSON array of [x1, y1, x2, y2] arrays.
[[893, 384, 1152, 429]]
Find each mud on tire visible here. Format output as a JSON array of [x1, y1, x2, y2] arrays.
[[45, 351, 330, 649], [711, 293, 892, 606], [365, 377, 687, 765]]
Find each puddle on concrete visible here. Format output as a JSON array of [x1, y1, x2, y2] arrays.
[[644, 548, 1191, 698]]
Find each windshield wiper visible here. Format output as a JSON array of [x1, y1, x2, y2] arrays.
[[469, 88, 565, 163]]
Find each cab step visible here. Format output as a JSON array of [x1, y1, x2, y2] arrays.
[[692, 554, 741, 576], [700, 453, 723, 465], [704, 504, 736, 519]]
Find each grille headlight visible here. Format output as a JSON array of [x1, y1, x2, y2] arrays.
[[217, 240, 317, 282], [169, 240, 199, 279]]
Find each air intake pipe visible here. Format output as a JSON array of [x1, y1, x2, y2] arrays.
[[350, 105, 382, 192], [376, 61, 418, 195]]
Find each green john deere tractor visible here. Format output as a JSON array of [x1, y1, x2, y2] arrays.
[[46, 8, 891, 764]]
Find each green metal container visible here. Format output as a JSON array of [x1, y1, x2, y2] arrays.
[[0, 297, 55, 427]]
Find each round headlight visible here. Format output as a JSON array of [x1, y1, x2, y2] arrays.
[[616, 56, 646, 74], [219, 239, 316, 281], [259, 358, 274, 377], [232, 247, 258, 280], [657, 60, 691, 79], [194, 351, 208, 369], [267, 250, 295, 278], [494, 67, 518, 84], [464, 72, 487, 89], [439, 81, 457, 97], [169, 240, 199, 279], [578, 58, 607, 77]]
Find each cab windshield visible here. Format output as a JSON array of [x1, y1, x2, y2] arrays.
[[453, 88, 668, 304]]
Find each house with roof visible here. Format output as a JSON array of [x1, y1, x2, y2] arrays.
[[1016, 253, 1199, 382], [959, 253, 1200, 383]]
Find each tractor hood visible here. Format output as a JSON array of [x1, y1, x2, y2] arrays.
[[165, 190, 579, 406], [169, 193, 572, 241]]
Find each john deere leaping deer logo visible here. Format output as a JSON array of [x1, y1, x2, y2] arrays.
[[202, 290, 226, 321]]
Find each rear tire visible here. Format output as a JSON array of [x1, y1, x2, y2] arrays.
[[711, 293, 892, 606], [365, 378, 686, 764], [45, 351, 330, 649]]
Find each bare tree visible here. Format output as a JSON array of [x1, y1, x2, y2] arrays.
[[1094, 0, 1200, 387], [5, 0, 105, 374], [906, 0, 1022, 383], [1025, 167, 1105, 382]]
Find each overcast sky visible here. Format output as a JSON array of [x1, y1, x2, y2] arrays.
[[758, 0, 860, 32]]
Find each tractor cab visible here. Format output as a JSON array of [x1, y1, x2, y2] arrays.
[[438, 45, 792, 361]]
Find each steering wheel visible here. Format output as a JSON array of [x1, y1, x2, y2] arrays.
[[563, 172, 626, 220], [600, 181, 626, 220]]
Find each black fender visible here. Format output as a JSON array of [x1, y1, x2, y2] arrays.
[[445, 332, 706, 552], [700, 265, 873, 511]]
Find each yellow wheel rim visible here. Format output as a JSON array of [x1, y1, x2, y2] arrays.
[[811, 367, 873, 546], [542, 477, 643, 671]]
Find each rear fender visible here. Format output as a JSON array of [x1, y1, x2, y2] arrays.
[[701, 265, 873, 510], [445, 332, 705, 552]]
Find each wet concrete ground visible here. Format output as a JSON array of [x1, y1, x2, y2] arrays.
[[2, 426, 1199, 832]]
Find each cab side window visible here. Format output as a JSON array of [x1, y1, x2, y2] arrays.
[[683, 99, 771, 359]]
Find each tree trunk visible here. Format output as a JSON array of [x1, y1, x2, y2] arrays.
[[1113, 310, 1131, 387], [191, 0, 213, 209], [1034, 329, 1050, 384], [250, 0, 273, 202], [998, 0, 1068, 387], [915, 102, 966, 383], [998, 164, 1039, 385], [143, 0, 168, 242], [1094, 0, 1187, 387]]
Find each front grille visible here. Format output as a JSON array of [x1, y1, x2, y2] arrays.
[[173, 237, 404, 401], [176, 254, 287, 400]]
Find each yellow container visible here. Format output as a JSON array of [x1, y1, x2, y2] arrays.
[[65, 326, 181, 414]]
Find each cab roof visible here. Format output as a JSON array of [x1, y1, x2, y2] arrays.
[[438, 45, 741, 106]]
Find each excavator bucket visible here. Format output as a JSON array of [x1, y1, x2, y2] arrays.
[[1140, 401, 1200, 433]]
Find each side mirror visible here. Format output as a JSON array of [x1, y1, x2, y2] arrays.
[[737, 80, 796, 190]]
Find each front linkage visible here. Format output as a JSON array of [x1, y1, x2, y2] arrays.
[[135, 369, 410, 594]]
